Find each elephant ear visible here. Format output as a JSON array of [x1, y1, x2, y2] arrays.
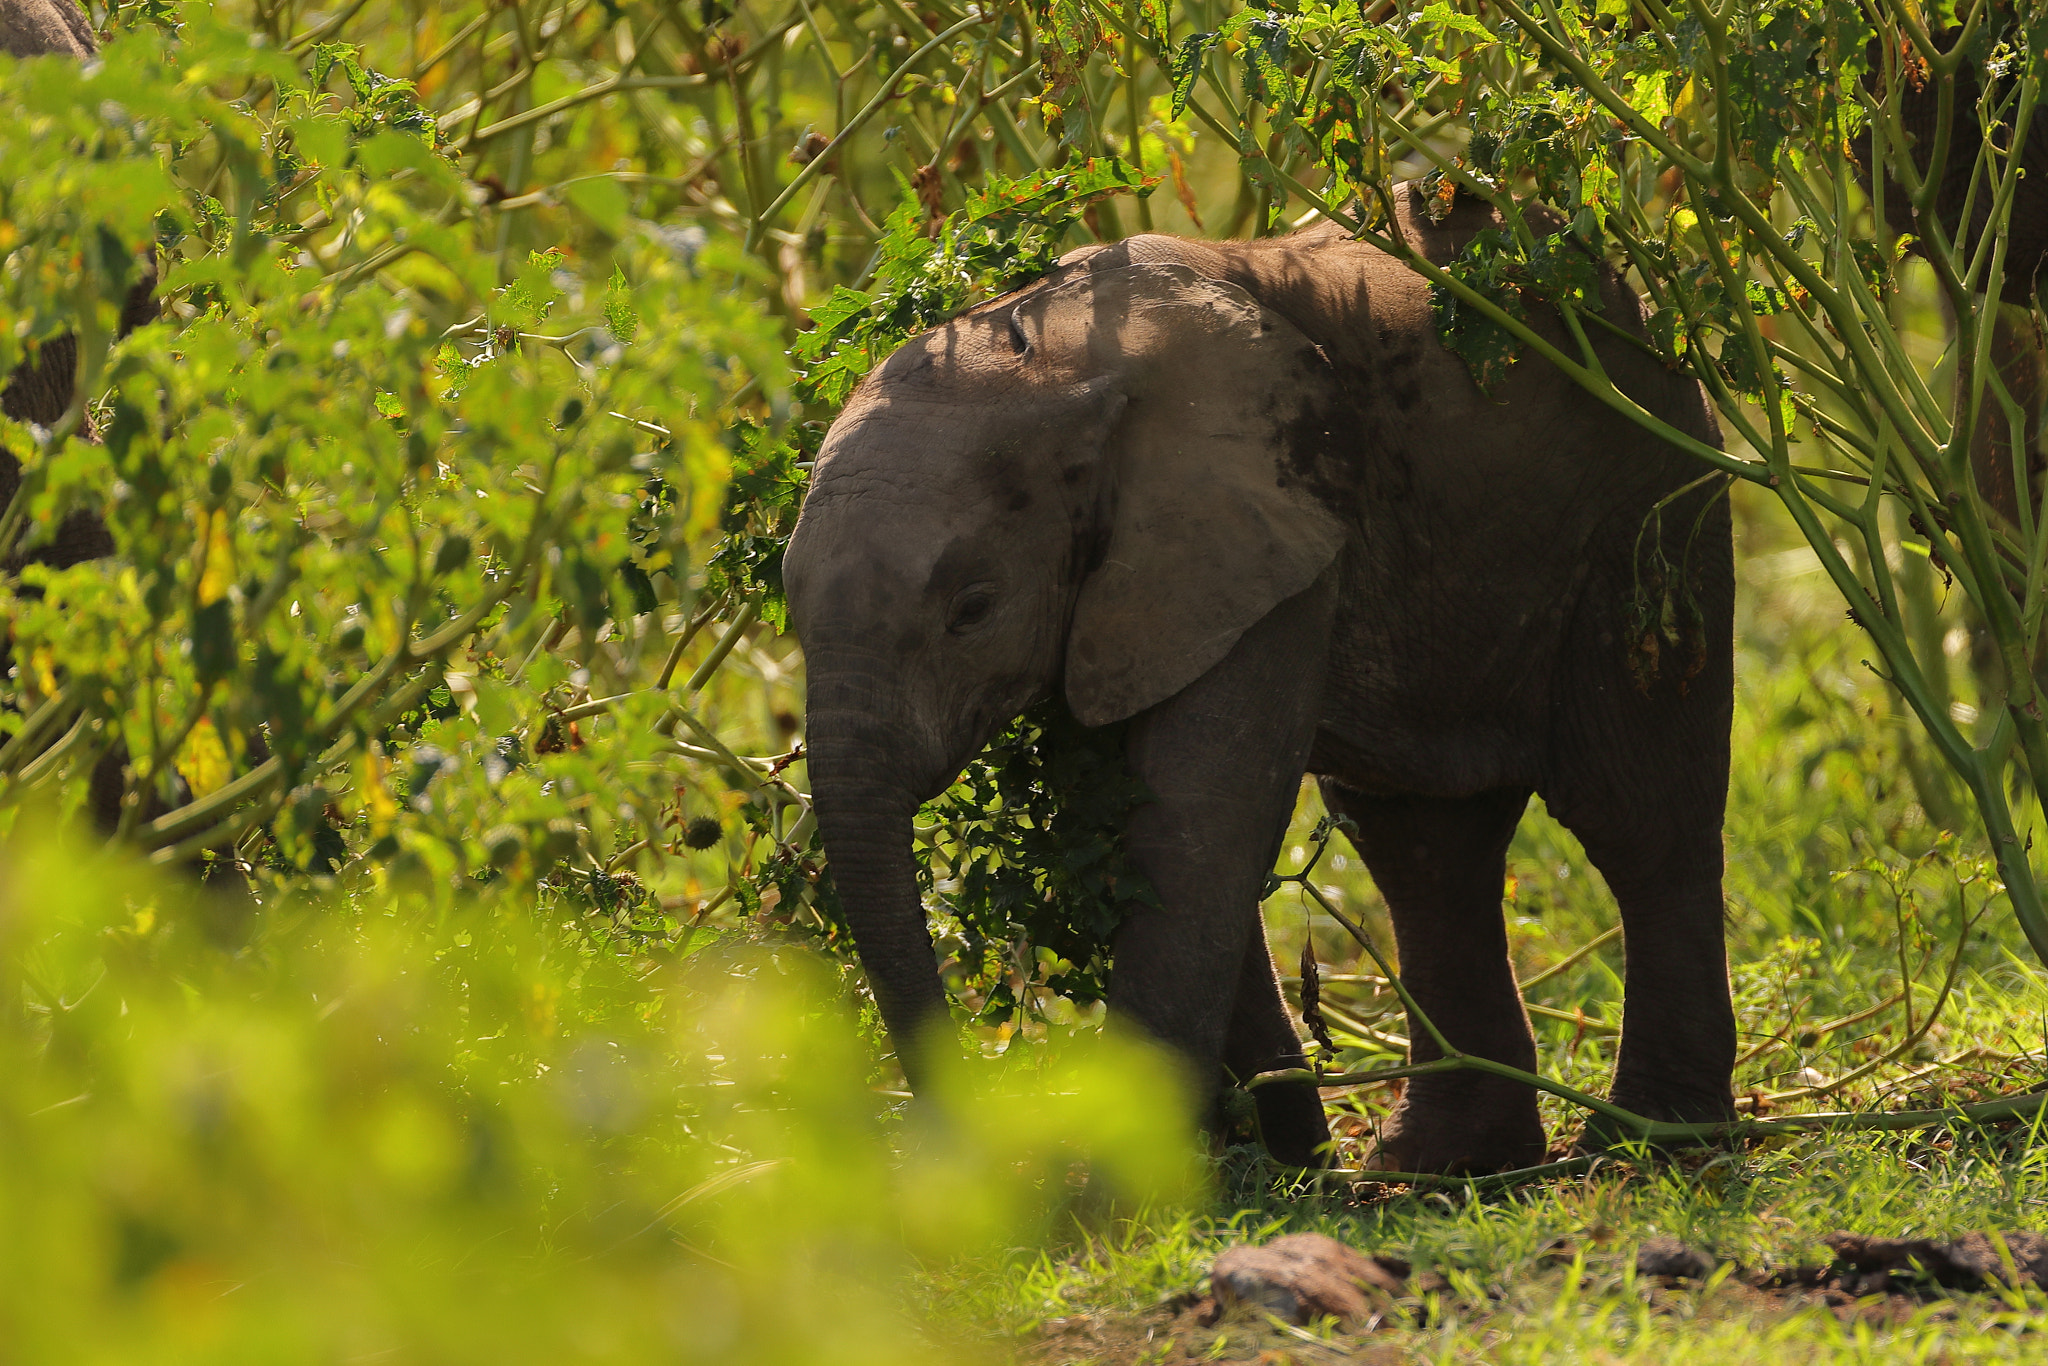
[[1020, 261, 1348, 727]]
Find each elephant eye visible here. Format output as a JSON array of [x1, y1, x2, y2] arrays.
[[947, 583, 998, 634]]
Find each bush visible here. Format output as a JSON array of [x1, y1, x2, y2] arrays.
[[0, 833, 1195, 1360], [0, 25, 1196, 1329]]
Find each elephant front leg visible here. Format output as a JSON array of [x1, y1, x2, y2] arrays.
[[1107, 577, 1334, 1166], [1321, 782, 1547, 1174], [1223, 924, 1331, 1167]]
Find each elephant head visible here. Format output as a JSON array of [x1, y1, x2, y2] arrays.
[[783, 254, 1346, 1079]]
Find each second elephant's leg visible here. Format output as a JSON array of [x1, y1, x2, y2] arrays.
[[1321, 781, 1546, 1174]]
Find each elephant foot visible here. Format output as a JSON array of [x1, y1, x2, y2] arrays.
[[1573, 1078, 1735, 1154], [1252, 1079, 1333, 1168], [1363, 1076, 1546, 1175]]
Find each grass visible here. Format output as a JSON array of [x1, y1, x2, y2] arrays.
[[919, 487, 2048, 1362], [958, 1127, 2048, 1363]]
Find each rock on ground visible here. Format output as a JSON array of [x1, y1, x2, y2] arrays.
[[1209, 1232, 1425, 1327], [1635, 1236, 1718, 1281], [1823, 1230, 2048, 1293]]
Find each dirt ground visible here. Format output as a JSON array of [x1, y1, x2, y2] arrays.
[[1022, 1260, 2012, 1364]]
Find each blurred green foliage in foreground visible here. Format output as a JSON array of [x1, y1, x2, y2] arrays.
[[0, 827, 1194, 1361]]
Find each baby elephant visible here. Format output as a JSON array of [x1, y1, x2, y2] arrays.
[[783, 185, 1734, 1172]]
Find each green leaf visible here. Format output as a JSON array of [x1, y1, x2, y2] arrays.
[[355, 130, 439, 178], [498, 248, 567, 326], [1138, 0, 1170, 43], [603, 265, 639, 345], [1029, 0, 1109, 145], [1168, 31, 1220, 120], [1647, 306, 1689, 366], [1235, 13, 1298, 116], [1428, 227, 1585, 395], [566, 177, 631, 237], [468, 677, 520, 737], [1408, 1, 1495, 42], [289, 114, 349, 174]]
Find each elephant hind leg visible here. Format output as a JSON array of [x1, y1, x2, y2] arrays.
[[1322, 781, 1546, 1175], [1544, 520, 1736, 1132], [1542, 785, 1736, 1132], [1222, 927, 1329, 1167]]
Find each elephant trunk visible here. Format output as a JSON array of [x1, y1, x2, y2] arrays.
[[804, 705, 951, 1088]]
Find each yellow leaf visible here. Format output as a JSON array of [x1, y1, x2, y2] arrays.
[[1671, 78, 1698, 128], [1630, 72, 1671, 127], [196, 509, 234, 606], [357, 751, 398, 837], [413, 10, 444, 100], [175, 717, 232, 798], [527, 980, 559, 1035]]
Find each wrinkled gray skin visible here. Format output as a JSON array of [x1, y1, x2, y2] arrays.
[[0, 0, 93, 59], [783, 185, 1734, 1173]]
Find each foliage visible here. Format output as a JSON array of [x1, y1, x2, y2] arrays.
[[1428, 225, 1604, 394], [4, 0, 2046, 1227], [1303, 1, 2048, 966], [917, 699, 1159, 1038], [0, 835, 1195, 1361], [0, 1, 1175, 1033], [0, 8, 788, 910]]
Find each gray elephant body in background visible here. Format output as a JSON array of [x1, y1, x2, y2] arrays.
[[786, 185, 1734, 1172], [1865, 7, 2048, 526], [0, 0, 92, 59]]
